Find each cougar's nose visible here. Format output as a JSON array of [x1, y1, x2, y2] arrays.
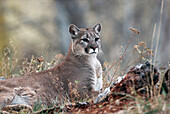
[[90, 44, 98, 50]]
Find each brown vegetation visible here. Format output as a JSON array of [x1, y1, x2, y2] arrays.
[[1, 62, 169, 113]]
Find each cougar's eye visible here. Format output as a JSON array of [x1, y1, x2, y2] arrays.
[[81, 38, 89, 43], [95, 38, 100, 42]]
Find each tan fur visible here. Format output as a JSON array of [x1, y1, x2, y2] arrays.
[[0, 23, 103, 108]]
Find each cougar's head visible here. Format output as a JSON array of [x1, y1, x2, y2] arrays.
[[69, 23, 102, 56]]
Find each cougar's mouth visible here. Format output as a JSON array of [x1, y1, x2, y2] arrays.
[[85, 48, 98, 54]]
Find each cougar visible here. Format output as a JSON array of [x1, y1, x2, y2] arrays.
[[0, 23, 103, 108]]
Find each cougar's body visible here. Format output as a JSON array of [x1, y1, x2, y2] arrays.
[[0, 23, 103, 107]]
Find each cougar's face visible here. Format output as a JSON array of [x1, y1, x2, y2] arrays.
[[69, 23, 102, 56]]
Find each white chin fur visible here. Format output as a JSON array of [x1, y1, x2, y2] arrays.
[[89, 48, 98, 54]]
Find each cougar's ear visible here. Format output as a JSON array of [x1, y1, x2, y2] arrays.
[[93, 23, 102, 35], [69, 24, 80, 38]]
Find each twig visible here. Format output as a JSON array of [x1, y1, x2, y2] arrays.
[[109, 31, 136, 86]]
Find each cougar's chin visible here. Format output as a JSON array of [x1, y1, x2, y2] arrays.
[[85, 48, 98, 55]]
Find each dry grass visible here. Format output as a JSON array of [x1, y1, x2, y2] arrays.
[[0, 1, 169, 113], [0, 28, 169, 113]]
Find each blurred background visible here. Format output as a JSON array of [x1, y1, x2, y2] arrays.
[[0, 0, 169, 68]]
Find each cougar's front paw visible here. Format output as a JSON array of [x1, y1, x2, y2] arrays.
[[94, 87, 111, 103]]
